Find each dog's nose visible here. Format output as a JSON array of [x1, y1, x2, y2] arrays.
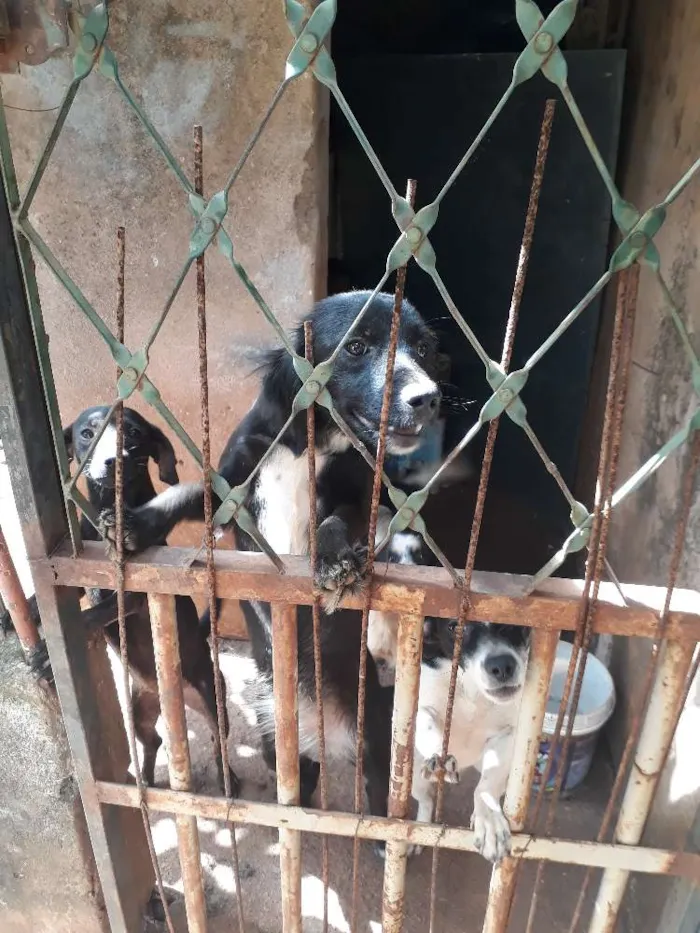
[[404, 385, 440, 413], [486, 654, 516, 683]]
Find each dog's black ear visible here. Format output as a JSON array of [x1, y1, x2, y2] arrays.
[[149, 425, 179, 485], [62, 424, 74, 462]]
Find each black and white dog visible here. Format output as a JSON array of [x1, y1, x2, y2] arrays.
[[100, 291, 441, 819], [7, 406, 238, 792], [412, 616, 530, 862], [367, 520, 531, 862]]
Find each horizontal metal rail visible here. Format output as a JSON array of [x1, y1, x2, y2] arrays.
[[40, 542, 700, 640], [95, 782, 700, 881]]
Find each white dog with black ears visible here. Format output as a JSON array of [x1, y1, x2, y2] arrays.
[[368, 518, 531, 862], [410, 612, 530, 861]]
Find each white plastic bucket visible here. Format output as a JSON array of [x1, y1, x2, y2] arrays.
[[532, 641, 616, 794]]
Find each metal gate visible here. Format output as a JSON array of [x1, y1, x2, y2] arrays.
[[1, 1, 699, 932]]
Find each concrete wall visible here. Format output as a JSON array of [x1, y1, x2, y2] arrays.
[[0, 635, 107, 933], [591, 0, 700, 929], [1, 0, 328, 634]]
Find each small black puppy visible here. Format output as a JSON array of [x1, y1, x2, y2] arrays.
[[6, 406, 239, 793], [100, 292, 441, 822]]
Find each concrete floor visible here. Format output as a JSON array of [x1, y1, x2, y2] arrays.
[[1, 454, 613, 933]]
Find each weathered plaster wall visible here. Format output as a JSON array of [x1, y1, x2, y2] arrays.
[[1, 0, 328, 633], [590, 0, 700, 929]]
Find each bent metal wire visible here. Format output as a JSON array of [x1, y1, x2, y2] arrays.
[[1, 2, 700, 933]]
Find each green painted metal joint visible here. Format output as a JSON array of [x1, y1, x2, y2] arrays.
[[285, 0, 336, 80], [73, 4, 109, 80], [609, 205, 667, 272], [513, 0, 577, 87]]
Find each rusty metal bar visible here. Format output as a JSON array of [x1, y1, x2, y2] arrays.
[[351, 177, 416, 933], [194, 123, 247, 933], [149, 593, 209, 933], [481, 628, 560, 933], [0, 522, 41, 652], [96, 781, 700, 880], [428, 100, 555, 932], [271, 601, 302, 933], [522, 260, 635, 933], [585, 433, 700, 933], [568, 430, 700, 933], [113, 228, 178, 933], [42, 542, 700, 641], [381, 602, 425, 933], [304, 320, 330, 933], [587, 638, 696, 933]]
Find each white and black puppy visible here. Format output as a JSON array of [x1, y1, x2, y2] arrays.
[[412, 616, 530, 862], [2, 405, 238, 792]]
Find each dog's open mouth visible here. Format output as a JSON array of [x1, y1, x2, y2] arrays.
[[485, 685, 522, 702], [354, 412, 423, 450]]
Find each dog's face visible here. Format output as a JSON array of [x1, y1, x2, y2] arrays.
[[63, 405, 179, 488], [425, 618, 530, 705], [307, 291, 441, 455]]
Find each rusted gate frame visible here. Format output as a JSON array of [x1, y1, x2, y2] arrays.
[[2, 31, 700, 933], [37, 544, 700, 923], [6, 336, 700, 933]]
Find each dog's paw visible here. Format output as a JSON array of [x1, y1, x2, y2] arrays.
[[98, 507, 143, 554], [471, 806, 512, 863], [28, 640, 55, 688], [0, 606, 14, 636], [314, 543, 368, 613], [421, 754, 460, 784]]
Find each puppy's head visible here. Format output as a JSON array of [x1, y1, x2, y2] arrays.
[[284, 291, 441, 454], [63, 406, 179, 490], [425, 618, 530, 705]]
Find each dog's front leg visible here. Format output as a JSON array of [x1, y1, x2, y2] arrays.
[[314, 508, 367, 612], [471, 728, 515, 863], [408, 709, 460, 855]]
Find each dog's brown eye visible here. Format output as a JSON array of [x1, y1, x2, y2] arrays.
[[345, 339, 367, 357], [80, 428, 94, 440]]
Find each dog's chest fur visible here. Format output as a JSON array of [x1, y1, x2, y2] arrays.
[[417, 660, 519, 770], [254, 446, 326, 556]]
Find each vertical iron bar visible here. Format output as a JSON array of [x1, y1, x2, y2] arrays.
[[351, 177, 417, 933], [481, 629, 560, 933], [194, 123, 247, 933], [0, 523, 41, 653], [523, 262, 633, 933], [149, 593, 209, 933], [381, 603, 426, 933], [587, 639, 696, 933], [0, 164, 155, 933], [305, 320, 330, 933], [271, 602, 302, 933], [428, 100, 555, 933], [114, 228, 178, 933], [582, 431, 700, 933]]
